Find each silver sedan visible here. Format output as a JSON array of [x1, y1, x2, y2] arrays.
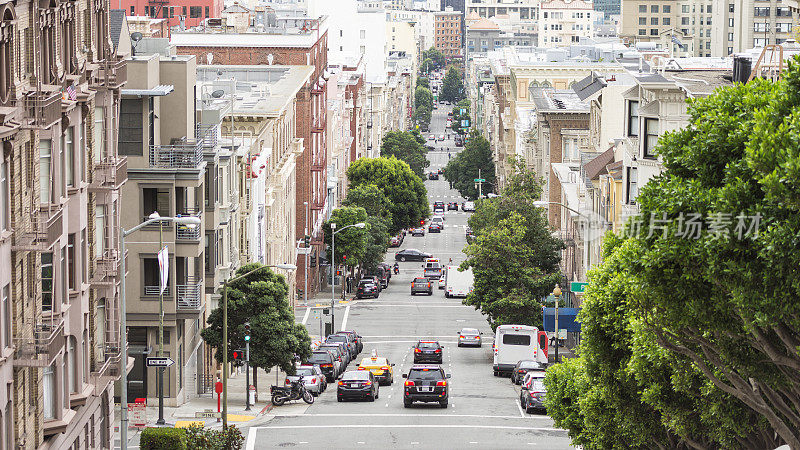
[[285, 365, 327, 395]]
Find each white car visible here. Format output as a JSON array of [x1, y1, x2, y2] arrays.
[[462, 201, 475, 212]]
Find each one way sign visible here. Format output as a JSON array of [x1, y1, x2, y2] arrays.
[[146, 357, 175, 368]]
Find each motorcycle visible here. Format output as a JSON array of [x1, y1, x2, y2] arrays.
[[393, 264, 400, 275], [271, 376, 315, 406]]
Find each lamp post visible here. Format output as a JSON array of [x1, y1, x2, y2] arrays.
[[119, 214, 201, 447], [552, 284, 562, 364], [221, 262, 297, 429], [329, 222, 366, 333]]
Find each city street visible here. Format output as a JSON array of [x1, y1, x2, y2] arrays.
[[245, 104, 573, 449]]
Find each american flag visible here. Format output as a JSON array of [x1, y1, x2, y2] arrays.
[[65, 84, 77, 101], [671, 35, 683, 46]]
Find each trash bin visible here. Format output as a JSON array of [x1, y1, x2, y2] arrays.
[[248, 385, 256, 406]]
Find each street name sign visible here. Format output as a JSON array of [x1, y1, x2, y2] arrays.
[[195, 411, 222, 419], [570, 282, 589, 294], [146, 357, 175, 367], [474, 178, 486, 182]]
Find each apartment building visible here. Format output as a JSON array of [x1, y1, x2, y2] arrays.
[[466, 0, 539, 34], [388, 9, 437, 58], [595, 0, 621, 17], [435, 7, 464, 61], [172, 12, 331, 297], [0, 0, 127, 447], [539, 0, 596, 47], [121, 0, 223, 28], [711, 0, 797, 56]]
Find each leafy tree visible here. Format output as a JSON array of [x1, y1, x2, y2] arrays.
[[443, 131, 495, 199], [342, 184, 393, 224], [201, 263, 312, 374], [415, 86, 433, 109], [380, 130, 431, 178], [361, 215, 390, 272], [422, 47, 445, 70], [439, 67, 465, 104], [347, 157, 429, 234], [412, 105, 432, 130], [417, 76, 429, 89], [419, 58, 435, 76], [449, 99, 471, 135], [461, 162, 563, 329], [322, 206, 369, 268]]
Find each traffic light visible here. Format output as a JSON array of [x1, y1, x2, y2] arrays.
[[244, 322, 251, 342], [420, 219, 425, 225], [342, 255, 347, 262], [303, 235, 311, 247], [232, 349, 244, 361], [336, 269, 342, 276]]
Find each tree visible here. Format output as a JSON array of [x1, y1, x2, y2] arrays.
[[201, 263, 312, 374], [417, 76, 430, 89], [439, 67, 465, 104], [322, 206, 369, 268], [419, 58, 435, 76], [347, 157, 429, 234], [443, 131, 495, 199], [412, 105, 432, 130], [415, 86, 433, 110], [342, 184, 393, 224], [380, 130, 431, 178], [449, 99, 471, 135], [422, 47, 445, 70], [361, 215, 390, 273], [461, 162, 563, 329]]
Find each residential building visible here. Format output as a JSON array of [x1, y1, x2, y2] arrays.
[[388, 9, 437, 57], [466, 0, 539, 34], [388, 20, 420, 68], [595, 0, 621, 18], [385, 0, 414, 9], [466, 16, 536, 54], [435, 7, 464, 61], [620, 0, 686, 55], [172, 12, 331, 297], [539, 0, 595, 47], [0, 0, 127, 447], [121, 0, 223, 29], [126, 16, 169, 38], [711, 0, 798, 56], [386, 53, 416, 131]]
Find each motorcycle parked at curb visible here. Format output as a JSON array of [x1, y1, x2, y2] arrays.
[[271, 376, 315, 406]]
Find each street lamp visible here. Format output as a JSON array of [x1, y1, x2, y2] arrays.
[[221, 262, 296, 428], [329, 222, 366, 333], [119, 214, 201, 447], [552, 284, 562, 364]]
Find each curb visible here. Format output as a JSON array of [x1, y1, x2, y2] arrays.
[[259, 403, 273, 415]]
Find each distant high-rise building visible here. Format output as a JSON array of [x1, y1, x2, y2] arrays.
[[594, 0, 621, 18], [441, 0, 466, 13]]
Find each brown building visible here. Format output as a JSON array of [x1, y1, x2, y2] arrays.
[[435, 7, 464, 61], [171, 14, 330, 299], [0, 0, 127, 447]]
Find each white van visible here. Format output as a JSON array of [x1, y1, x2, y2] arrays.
[[444, 266, 473, 298], [492, 325, 549, 376]]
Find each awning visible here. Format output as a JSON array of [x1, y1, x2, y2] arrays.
[[121, 85, 174, 97]]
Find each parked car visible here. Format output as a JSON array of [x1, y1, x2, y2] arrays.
[[438, 134, 445, 141], [411, 277, 433, 296], [437, 168, 443, 175], [395, 249, 432, 262], [338, 330, 363, 354], [327, 334, 357, 359], [403, 365, 450, 408], [457, 328, 483, 347], [410, 227, 425, 237], [428, 223, 441, 233], [462, 201, 475, 212], [356, 280, 379, 299], [413, 340, 444, 364], [306, 351, 339, 382], [520, 372, 547, 413], [285, 365, 326, 395], [319, 343, 350, 367], [378, 262, 393, 281], [428, 135, 435, 141], [389, 236, 402, 247], [511, 360, 546, 385], [316, 346, 346, 375], [367, 267, 389, 289], [337, 370, 379, 402], [362, 275, 383, 292]]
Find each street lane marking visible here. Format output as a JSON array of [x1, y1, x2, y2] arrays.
[[245, 427, 257, 450], [301, 307, 310, 325], [364, 340, 458, 344], [517, 399, 525, 417], [361, 335, 458, 338], [297, 413, 543, 419], [341, 304, 351, 331], [254, 425, 563, 431]]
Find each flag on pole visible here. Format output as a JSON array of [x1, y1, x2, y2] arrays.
[[671, 35, 682, 46], [66, 84, 77, 101], [157, 245, 169, 295]]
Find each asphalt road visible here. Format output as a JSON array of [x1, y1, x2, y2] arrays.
[[246, 103, 573, 449]]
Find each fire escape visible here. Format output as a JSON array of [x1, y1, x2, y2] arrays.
[[310, 77, 327, 226]]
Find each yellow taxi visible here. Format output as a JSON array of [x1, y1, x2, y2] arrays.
[[356, 354, 395, 386]]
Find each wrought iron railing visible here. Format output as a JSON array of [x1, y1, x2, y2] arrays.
[[149, 140, 203, 169], [12, 208, 63, 252], [90, 156, 127, 191], [13, 315, 65, 367], [176, 277, 203, 310], [23, 91, 61, 129], [144, 286, 171, 296], [90, 250, 119, 285], [175, 209, 202, 241]]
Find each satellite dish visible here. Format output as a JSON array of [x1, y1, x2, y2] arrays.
[[267, 54, 274, 65], [211, 89, 225, 98], [131, 32, 143, 43], [207, 52, 214, 65]]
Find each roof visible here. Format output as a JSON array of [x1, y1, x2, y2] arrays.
[[572, 73, 606, 101], [109, 9, 126, 50], [584, 147, 615, 180], [121, 85, 174, 97], [660, 70, 733, 97], [541, 0, 593, 9], [469, 17, 500, 31], [531, 88, 590, 114]]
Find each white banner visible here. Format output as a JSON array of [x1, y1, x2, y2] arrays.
[[158, 245, 169, 295]]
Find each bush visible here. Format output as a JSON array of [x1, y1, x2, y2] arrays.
[[139, 427, 187, 450], [183, 424, 244, 450]]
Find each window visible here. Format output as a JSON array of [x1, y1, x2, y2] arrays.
[[65, 127, 74, 187], [643, 118, 659, 158], [1, 285, 9, 349], [119, 100, 142, 156], [360, 30, 365, 39], [639, 29, 646, 35], [42, 252, 53, 311], [502, 334, 531, 345], [205, 6, 209, 17], [682, 5, 690, 13], [627, 101, 639, 137], [189, 6, 201, 18], [94, 204, 105, 257], [650, 28, 658, 36], [777, 7, 792, 17], [650, 17, 657, 25], [39, 139, 52, 204], [650, 5, 658, 13], [662, 17, 670, 25], [729, 3, 734, 13], [776, 23, 793, 33], [663, 5, 670, 13], [0, 159, 6, 233], [754, 38, 769, 47], [0, 10, 14, 105], [143, 258, 168, 295], [67, 234, 75, 291], [626, 167, 638, 204], [142, 187, 170, 218], [68, 337, 78, 393], [638, 5, 646, 13], [728, 32, 734, 41], [43, 365, 55, 419], [93, 107, 105, 162], [61, 1, 77, 74], [130, 5, 134, 14], [754, 7, 770, 17], [754, 23, 770, 33], [728, 46, 734, 55]]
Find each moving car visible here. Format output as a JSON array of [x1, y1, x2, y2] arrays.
[[433, 201, 445, 214], [410, 227, 425, 237], [462, 201, 475, 212], [457, 328, 483, 347], [306, 351, 339, 381], [511, 360, 546, 385], [389, 236, 402, 247], [411, 277, 433, 296], [356, 279, 380, 299], [444, 266, 473, 298], [395, 249, 432, 262], [520, 372, 547, 413], [413, 341, 444, 364], [430, 216, 444, 227], [493, 325, 549, 376], [403, 365, 451, 408], [447, 202, 458, 211], [465, 226, 475, 243], [428, 223, 441, 233], [357, 355, 395, 385], [423, 260, 442, 279], [438, 134, 445, 141], [337, 370, 379, 402], [285, 365, 326, 395], [437, 168, 443, 175], [428, 172, 439, 180], [428, 135, 435, 141]]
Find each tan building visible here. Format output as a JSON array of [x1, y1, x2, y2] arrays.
[[435, 7, 464, 61], [0, 0, 127, 447], [711, 0, 798, 56], [539, 0, 596, 47]]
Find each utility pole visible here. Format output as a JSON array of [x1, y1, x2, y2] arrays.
[[478, 168, 483, 199], [304, 201, 309, 307], [330, 222, 336, 335], [156, 220, 165, 425], [244, 322, 251, 411], [222, 278, 229, 429]]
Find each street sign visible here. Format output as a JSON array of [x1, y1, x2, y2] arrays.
[[215, 382, 223, 394], [195, 410, 222, 419], [129, 401, 147, 429], [146, 357, 175, 367], [461, 119, 469, 127], [570, 282, 589, 294], [557, 329, 568, 340], [474, 178, 486, 182]]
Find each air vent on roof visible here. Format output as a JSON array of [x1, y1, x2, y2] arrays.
[[553, 99, 565, 109]]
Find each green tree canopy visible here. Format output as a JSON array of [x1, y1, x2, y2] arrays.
[[440, 67, 465, 104], [412, 105, 432, 129], [201, 263, 311, 374], [449, 99, 471, 135], [443, 131, 495, 199], [417, 76, 430, 89], [347, 157, 429, 234], [462, 162, 563, 329], [422, 47, 445, 70], [415, 86, 433, 109], [380, 130, 431, 178], [342, 184, 393, 223], [323, 206, 369, 268], [361, 215, 390, 272]]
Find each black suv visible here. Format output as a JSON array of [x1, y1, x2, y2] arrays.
[[306, 351, 337, 382], [356, 280, 379, 299], [403, 365, 451, 408], [413, 340, 444, 364]]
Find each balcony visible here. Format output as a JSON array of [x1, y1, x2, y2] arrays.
[[149, 140, 203, 169], [90, 352, 121, 395], [94, 57, 127, 89], [144, 285, 170, 296], [12, 207, 63, 252], [218, 205, 231, 225], [90, 251, 120, 286], [13, 316, 65, 367], [175, 209, 202, 241], [89, 156, 128, 192], [23, 91, 61, 129], [176, 277, 203, 311]]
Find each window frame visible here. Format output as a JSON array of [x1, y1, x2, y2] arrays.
[[643, 117, 659, 158]]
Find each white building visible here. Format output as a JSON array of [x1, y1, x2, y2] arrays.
[[539, 0, 595, 47]]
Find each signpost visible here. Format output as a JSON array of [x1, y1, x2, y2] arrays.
[[570, 282, 588, 294], [195, 410, 223, 419], [129, 400, 147, 429], [146, 357, 175, 368]]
